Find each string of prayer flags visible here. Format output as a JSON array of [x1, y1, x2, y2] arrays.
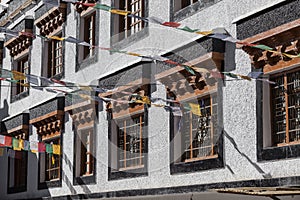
[[247, 72, 263, 79], [24, 140, 30, 151], [48, 35, 65, 41], [0, 135, 5, 146]]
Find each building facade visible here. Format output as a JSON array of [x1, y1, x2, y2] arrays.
[[0, 0, 300, 199]]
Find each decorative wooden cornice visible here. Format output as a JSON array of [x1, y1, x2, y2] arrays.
[[155, 52, 223, 101], [4, 31, 32, 57], [35, 3, 67, 36], [74, 0, 97, 14], [30, 110, 64, 136], [241, 19, 300, 73], [1, 113, 29, 139], [0, 0, 36, 27]]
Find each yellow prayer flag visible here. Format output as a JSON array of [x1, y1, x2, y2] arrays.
[[19, 139, 24, 150], [195, 31, 213, 35], [12, 70, 26, 80], [52, 144, 60, 155], [110, 9, 131, 16], [142, 96, 151, 105], [48, 35, 65, 41], [189, 103, 202, 116], [52, 155, 55, 165], [127, 52, 141, 57]]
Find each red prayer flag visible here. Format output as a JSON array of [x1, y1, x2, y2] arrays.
[[38, 142, 46, 152], [162, 22, 181, 28], [5, 136, 12, 147], [164, 60, 179, 65]]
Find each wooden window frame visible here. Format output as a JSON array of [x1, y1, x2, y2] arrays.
[[82, 12, 96, 60], [8, 133, 28, 193], [180, 94, 218, 163], [270, 68, 300, 147], [77, 127, 94, 176], [43, 137, 60, 181], [117, 113, 145, 171], [47, 34, 63, 78], [174, 0, 198, 12], [12, 56, 29, 97], [113, 0, 145, 41]]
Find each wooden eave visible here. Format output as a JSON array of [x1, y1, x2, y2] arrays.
[[240, 18, 300, 73], [29, 110, 64, 126], [155, 52, 223, 101], [34, 3, 67, 36]]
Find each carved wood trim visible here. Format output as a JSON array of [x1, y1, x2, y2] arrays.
[[155, 52, 223, 101], [4, 30, 32, 58], [240, 19, 300, 72], [35, 3, 67, 36], [74, 0, 97, 14]]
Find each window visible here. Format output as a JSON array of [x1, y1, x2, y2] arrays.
[[39, 137, 61, 182], [47, 35, 63, 78], [8, 134, 28, 193], [11, 56, 29, 98], [269, 70, 300, 146], [174, 0, 198, 12], [75, 128, 94, 177], [81, 12, 96, 60], [112, 0, 145, 42], [175, 95, 218, 162], [117, 114, 145, 170]]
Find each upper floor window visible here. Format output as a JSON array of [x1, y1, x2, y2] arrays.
[[47, 35, 63, 78], [11, 56, 29, 100], [174, 0, 198, 12], [112, 0, 145, 42], [269, 70, 300, 146]]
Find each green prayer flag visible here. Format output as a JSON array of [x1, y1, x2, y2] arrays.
[[94, 3, 111, 11], [179, 26, 199, 33], [223, 72, 238, 78], [46, 143, 53, 154], [183, 65, 196, 75], [253, 44, 273, 51]]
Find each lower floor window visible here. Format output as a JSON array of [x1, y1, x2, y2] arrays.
[[40, 137, 60, 182], [117, 114, 145, 170], [173, 94, 218, 163], [8, 151, 27, 190]]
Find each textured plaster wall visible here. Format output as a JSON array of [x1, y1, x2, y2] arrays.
[[1, 0, 300, 199]]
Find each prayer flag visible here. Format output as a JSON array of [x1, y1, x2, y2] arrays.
[[110, 9, 131, 16], [162, 21, 181, 28], [26, 74, 39, 85], [0, 135, 5, 145], [48, 35, 65, 41], [40, 77, 53, 86], [8, 149, 15, 158], [223, 72, 238, 78], [93, 3, 111, 11], [12, 70, 26, 80], [179, 26, 199, 33], [13, 138, 21, 151], [5, 136, 12, 147], [195, 31, 213, 35], [19, 139, 24, 150], [237, 74, 252, 81], [253, 44, 273, 51], [127, 52, 141, 57], [247, 72, 263, 79], [30, 141, 38, 153], [24, 140, 30, 151], [52, 144, 60, 155], [182, 65, 196, 75], [65, 36, 82, 44], [183, 103, 202, 116], [46, 143, 53, 154], [38, 142, 46, 152]]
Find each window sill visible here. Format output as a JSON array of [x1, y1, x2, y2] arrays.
[[74, 174, 96, 185], [258, 143, 300, 161], [108, 166, 147, 181], [38, 179, 62, 190], [184, 154, 218, 163], [170, 154, 223, 175], [7, 185, 26, 194]]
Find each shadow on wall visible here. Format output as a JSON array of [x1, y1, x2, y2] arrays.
[[0, 99, 9, 121]]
